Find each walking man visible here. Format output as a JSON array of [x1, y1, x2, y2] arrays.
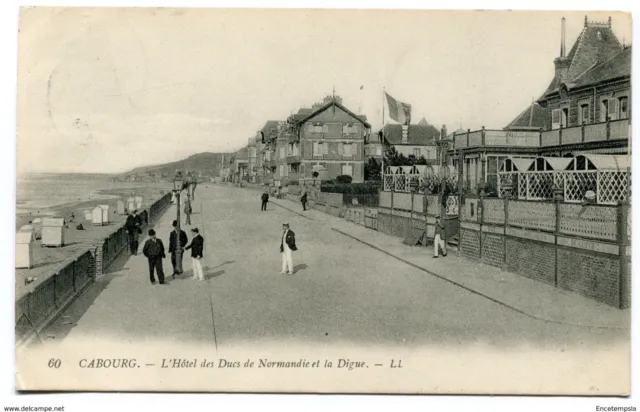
[[185, 227, 204, 281], [125, 211, 138, 255], [261, 190, 269, 211], [142, 229, 167, 284], [280, 223, 297, 275], [433, 214, 448, 258], [169, 220, 188, 277], [131, 226, 142, 255], [300, 190, 308, 211]]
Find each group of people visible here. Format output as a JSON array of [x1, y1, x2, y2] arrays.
[[260, 188, 308, 212], [140, 221, 205, 284], [125, 210, 144, 255]]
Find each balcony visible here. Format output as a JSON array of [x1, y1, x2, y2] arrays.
[[453, 128, 540, 149], [286, 154, 301, 164], [540, 118, 630, 147], [263, 159, 276, 169]]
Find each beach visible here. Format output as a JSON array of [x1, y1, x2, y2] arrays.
[[15, 174, 172, 298]]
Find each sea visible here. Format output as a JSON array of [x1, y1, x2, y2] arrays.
[[16, 173, 149, 215]]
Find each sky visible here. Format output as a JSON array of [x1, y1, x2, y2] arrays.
[[15, 8, 631, 174]]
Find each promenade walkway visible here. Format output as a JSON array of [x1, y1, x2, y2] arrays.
[[268, 193, 629, 330], [18, 184, 628, 393]]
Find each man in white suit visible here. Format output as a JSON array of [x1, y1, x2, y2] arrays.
[[280, 223, 297, 275]]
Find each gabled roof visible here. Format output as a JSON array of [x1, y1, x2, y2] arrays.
[[380, 124, 440, 146], [540, 20, 624, 99], [295, 99, 371, 128], [504, 102, 548, 130], [417, 117, 429, 126], [572, 46, 631, 88]]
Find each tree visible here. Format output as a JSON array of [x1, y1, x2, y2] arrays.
[[364, 157, 381, 181]]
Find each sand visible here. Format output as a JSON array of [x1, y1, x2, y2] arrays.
[[15, 184, 171, 300]]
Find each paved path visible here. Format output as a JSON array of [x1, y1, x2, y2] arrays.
[[268, 193, 630, 330], [17, 184, 628, 393], [38, 184, 628, 351]]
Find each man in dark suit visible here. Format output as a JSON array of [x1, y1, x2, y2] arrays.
[[142, 229, 167, 284], [261, 191, 269, 211], [300, 191, 308, 211], [169, 220, 188, 277], [125, 211, 138, 255], [280, 223, 297, 275], [185, 227, 204, 281]]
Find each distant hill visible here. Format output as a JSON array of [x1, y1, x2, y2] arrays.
[[123, 152, 230, 178]]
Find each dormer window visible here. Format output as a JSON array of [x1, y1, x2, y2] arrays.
[[597, 31, 602, 40]]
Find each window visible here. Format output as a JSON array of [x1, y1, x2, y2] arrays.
[[376, 147, 382, 156], [601, 99, 609, 122], [413, 148, 421, 157], [342, 164, 353, 176], [343, 143, 353, 157], [619, 97, 629, 119], [552, 109, 561, 130], [561, 108, 569, 127], [279, 165, 286, 177], [279, 147, 285, 159], [579, 104, 589, 125], [313, 125, 323, 133], [323, 143, 329, 155]]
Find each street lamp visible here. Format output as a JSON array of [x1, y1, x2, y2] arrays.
[[172, 171, 185, 273]]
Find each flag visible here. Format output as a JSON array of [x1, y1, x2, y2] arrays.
[[385, 92, 412, 125]]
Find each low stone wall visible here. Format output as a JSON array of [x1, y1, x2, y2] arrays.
[[15, 193, 173, 347]]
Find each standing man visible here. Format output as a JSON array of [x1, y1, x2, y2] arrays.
[[142, 229, 167, 284], [261, 190, 269, 211], [184, 194, 193, 226], [433, 214, 448, 258], [300, 190, 308, 211], [131, 226, 142, 255], [280, 223, 297, 275], [185, 227, 204, 281], [125, 211, 137, 255], [169, 220, 188, 277], [133, 210, 143, 229], [191, 175, 197, 201]]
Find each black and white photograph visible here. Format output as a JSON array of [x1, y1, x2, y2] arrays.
[[11, 6, 633, 395]]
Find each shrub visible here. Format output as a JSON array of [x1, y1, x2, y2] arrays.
[[320, 181, 381, 195], [335, 175, 353, 184]]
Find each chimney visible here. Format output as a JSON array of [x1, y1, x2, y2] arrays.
[[554, 17, 571, 84], [560, 17, 566, 57], [401, 125, 409, 143]]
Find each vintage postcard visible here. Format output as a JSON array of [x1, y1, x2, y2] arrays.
[[14, 7, 632, 394]]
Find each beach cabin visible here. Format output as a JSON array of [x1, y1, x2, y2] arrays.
[[31, 218, 42, 240], [15, 226, 34, 269], [116, 200, 126, 215], [127, 197, 135, 212], [135, 196, 143, 210], [41, 217, 65, 247], [92, 206, 104, 226], [99, 205, 110, 224]]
